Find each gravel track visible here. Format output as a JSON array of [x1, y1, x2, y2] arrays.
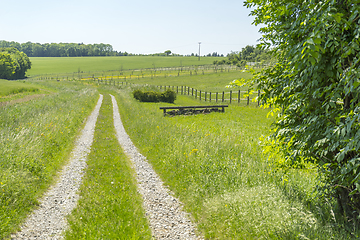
[[12, 94, 103, 240], [12, 93, 202, 240], [111, 94, 203, 240]]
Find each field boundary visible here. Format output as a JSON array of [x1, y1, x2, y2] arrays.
[[93, 79, 262, 106]]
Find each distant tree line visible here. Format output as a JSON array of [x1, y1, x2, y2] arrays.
[[206, 52, 224, 57], [0, 40, 231, 58], [0, 41, 129, 57], [213, 45, 274, 67], [0, 47, 31, 79]]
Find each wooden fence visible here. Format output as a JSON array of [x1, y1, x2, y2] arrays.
[[91, 78, 261, 106]]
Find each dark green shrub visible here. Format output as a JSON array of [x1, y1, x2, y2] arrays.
[[144, 91, 160, 102], [132, 89, 176, 103], [132, 90, 144, 101], [161, 89, 176, 103]]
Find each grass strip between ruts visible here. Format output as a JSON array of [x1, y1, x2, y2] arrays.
[[64, 93, 152, 239]]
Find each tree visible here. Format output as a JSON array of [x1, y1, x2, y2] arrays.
[[0, 48, 31, 79], [21, 41, 33, 57], [0, 52, 16, 79], [165, 50, 172, 56], [242, 0, 360, 220]]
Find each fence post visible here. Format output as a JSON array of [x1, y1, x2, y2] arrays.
[[200, 91, 202, 100], [230, 90, 232, 104], [188, 87, 190, 95], [181, 86, 183, 94], [210, 92, 211, 102], [222, 91, 224, 102], [195, 89, 197, 98], [258, 90, 260, 106], [247, 89, 250, 105], [192, 88, 194, 96], [205, 92, 207, 101], [216, 92, 218, 102], [238, 90, 240, 103], [177, 86, 178, 93]]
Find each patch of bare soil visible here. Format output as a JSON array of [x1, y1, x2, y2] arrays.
[[0, 94, 46, 107]]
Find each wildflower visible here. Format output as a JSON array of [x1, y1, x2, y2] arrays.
[[190, 149, 198, 155]]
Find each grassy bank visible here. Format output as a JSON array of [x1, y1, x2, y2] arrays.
[[65, 93, 151, 239], [111, 86, 351, 239], [0, 79, 39, 98], [0, 81, 98, 238]]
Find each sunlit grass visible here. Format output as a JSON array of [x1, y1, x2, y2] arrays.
[[0, 79, 39, 98], [27, 56, 223, 76], [112, 86, 353, 239], [0, 82, 98, 239], [122, 70, 252, 92], [65, 93, 151, 239]]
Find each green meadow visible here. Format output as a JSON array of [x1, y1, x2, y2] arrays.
[[1, 57, 357, 239], [27, 56, 223, 76], [115, 71, 252, 92]]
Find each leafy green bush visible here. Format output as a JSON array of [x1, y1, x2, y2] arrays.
[[244, 0, 360, 222], [161, 89, 176, 103], [132, 89, 176, 103], [132, 89, 144, 101]]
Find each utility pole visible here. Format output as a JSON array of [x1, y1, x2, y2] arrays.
[[198, 42, 201, 61]]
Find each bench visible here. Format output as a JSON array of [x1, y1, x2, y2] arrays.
[[159, 105, 228, 116]]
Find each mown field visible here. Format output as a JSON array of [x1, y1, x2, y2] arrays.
[[1, 57, 358, 239], [27, 56, 223, 76]]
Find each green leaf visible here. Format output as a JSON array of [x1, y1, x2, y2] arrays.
[[334, 13, 342, 23]]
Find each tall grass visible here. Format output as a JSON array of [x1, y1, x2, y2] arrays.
[[0, 81, 98, 238], [112, 86, 353, 239], [65, 93, 151, 239]]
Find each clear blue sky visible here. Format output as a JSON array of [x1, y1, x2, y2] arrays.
[[1, 0, 262, 55]]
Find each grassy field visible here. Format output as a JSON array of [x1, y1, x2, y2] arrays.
[[4, 56, 358, 238], [27, 56, 223, 76], [111, 71, 252, 93], [85, 70, 259, 106]]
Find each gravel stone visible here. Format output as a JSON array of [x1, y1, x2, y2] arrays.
[[12, 95, 103, 240], [111, 94, 203, 240]]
